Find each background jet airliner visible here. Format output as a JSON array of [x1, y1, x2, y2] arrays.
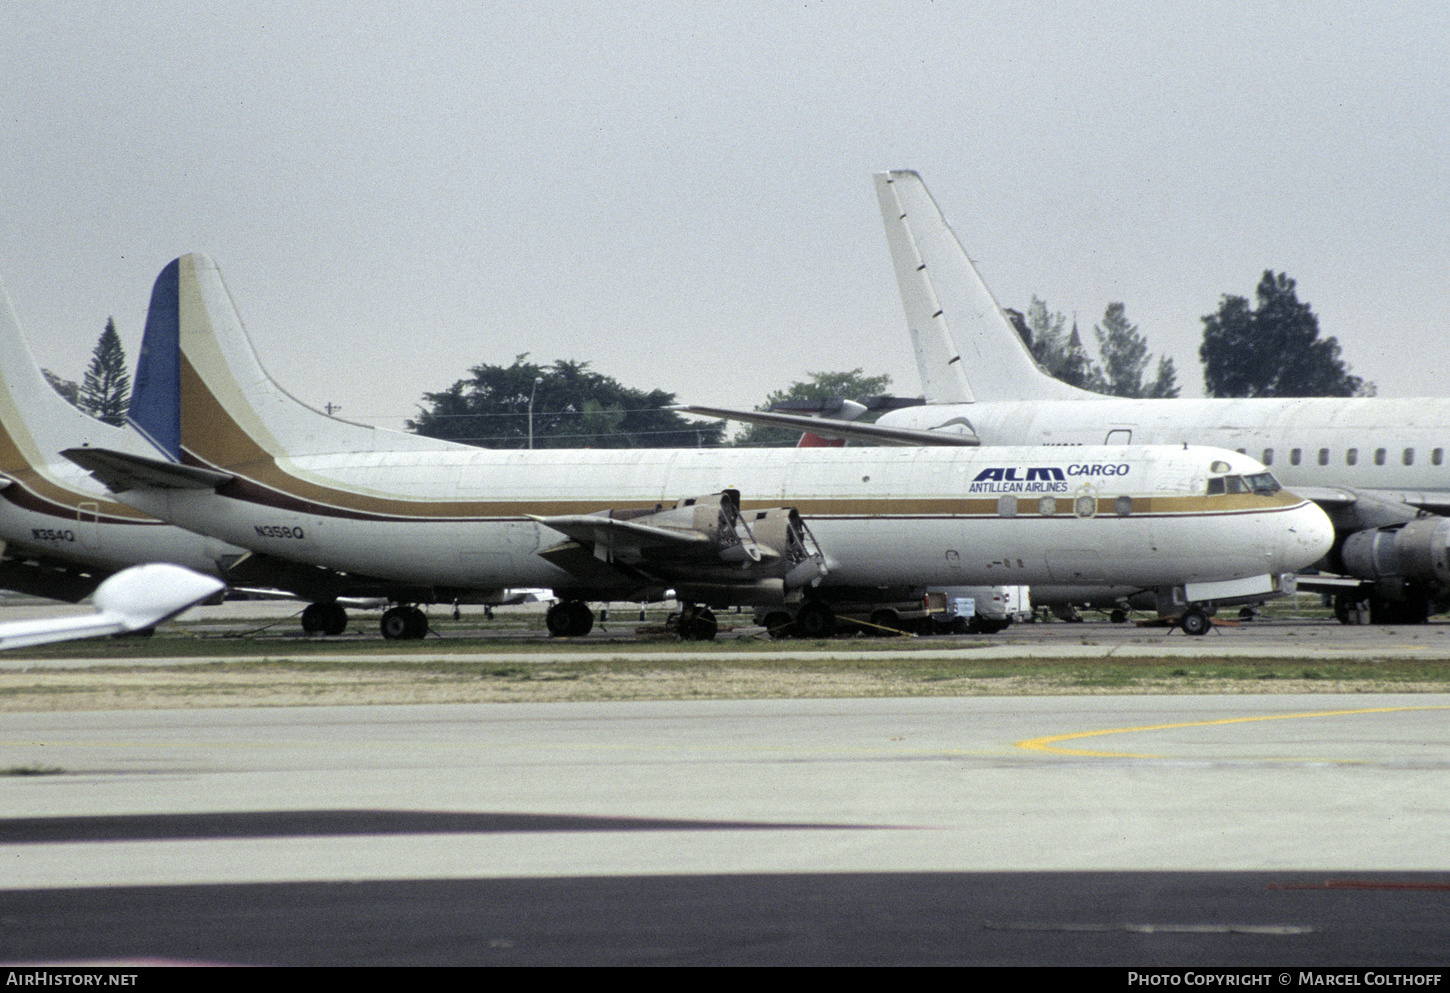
[[688, 171, 1450, 625], [64, 255, 1330, 637], [0, 562, 222, 650]]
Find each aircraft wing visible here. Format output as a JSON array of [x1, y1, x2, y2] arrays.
[[0, 563, 223, 650], [61, 447, 233, 492], [1294, 485, 1450, 521], [531, 514, 722, 556], [673, 405, 979, 446]]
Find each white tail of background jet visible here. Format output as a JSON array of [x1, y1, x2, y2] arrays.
[[873, 170, 1088, 405]]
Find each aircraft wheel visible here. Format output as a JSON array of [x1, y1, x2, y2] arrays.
[[405, 606, 429, 639], [1110, 609, 1128, 624], [1333, 593, 1364, 625], [795, 601, 837, 639], [869, 609, 899, 636], [301, 603, 329, 634], [687, 608, 718, 641], [323, 602, 348, 636], [762, 611, 795, 639], [1180, 608, 1211, 636], [546, 600, 594, 637], [381, 606, 413, 640]]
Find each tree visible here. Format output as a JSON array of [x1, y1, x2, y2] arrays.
[[77, 318, 131, 426], [731, 368, 893, 447], [1009, 298, 1177, 398], [408, 354, 724, 448], [43, 369, 80, 406], [1094, 302, 1179, 398], [1013, 298, 1101, 391], [1200, 271, 1372, 398]]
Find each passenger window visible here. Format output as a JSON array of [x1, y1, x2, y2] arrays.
[[1318, 448, 1329, 466], [997, 495, 1016, 517], [1262, 448, 1274, 466], [1435, 449, 1444, 466], [1115, 495, 1133, 516], [1037, 496, 1057, 516], [1074, 495, 1096, 518], [1290, 448, 1301, 466], [1375, 448, 1386, 466], [1404, 448, 1415, 466], [1347, 448, 1358, 466]]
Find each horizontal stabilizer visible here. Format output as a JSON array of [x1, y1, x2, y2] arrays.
[[61, 447, 233, 493], [0, 563, 223, 650], [675, 404, 979, 446]]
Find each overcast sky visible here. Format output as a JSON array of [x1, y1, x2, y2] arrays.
[[3, 1, 1446, 430]]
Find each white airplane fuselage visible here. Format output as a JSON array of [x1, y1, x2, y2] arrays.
[[112, 444, 1332, 598], [865, 169, 1450, 620], [878, 396, 1450, 507]]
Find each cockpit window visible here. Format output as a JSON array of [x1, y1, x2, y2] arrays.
[[1207, 473, 1280, 496], [1244, 472, 1280, 494]]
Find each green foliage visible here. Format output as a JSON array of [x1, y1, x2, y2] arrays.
[[1200, 271, 1372, 398], [1009, 299, 1177, 398], [1094, 302, 1180, 398], [408, 354, 724, 448], [731, 368, 893, 447], [42, 368, 80, 406], [77, 318, 131, 426]]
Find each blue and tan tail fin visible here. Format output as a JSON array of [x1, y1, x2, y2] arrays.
[[874, 171, 1089, 404], [131, 254, 466, 470]]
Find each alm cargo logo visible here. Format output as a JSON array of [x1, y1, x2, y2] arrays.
[[967, 464, 1129, 494]]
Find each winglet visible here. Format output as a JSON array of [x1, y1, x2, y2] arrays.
[[129, 258, 183, 461]]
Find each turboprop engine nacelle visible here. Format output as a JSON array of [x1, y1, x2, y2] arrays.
[[1339, 517, 1450, 597]]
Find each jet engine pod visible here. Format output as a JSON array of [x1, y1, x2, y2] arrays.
[[1340, 517, 1450, 590]]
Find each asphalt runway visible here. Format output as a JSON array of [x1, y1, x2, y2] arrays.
[[4, 694, 1450, 966]]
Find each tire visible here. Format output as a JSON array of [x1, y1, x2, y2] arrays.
[[795, 601, 837, 639], [381, 606, 413, 640], [1180, 608, 1211, 636], [869, 609, 899, 636], [323, 602, 348, 636], [301, 603, 329, 634], [688, 609, 718, 641], [761, 611, 795, 639], [547, 601, 594, 637]]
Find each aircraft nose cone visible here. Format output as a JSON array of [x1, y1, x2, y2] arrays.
[[1284, 495, 1335, 570]]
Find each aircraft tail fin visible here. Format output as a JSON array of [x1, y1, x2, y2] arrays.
[[132, 254, 465, 470], [874, 171, 1089, 403], [0, 277, 153, 478]]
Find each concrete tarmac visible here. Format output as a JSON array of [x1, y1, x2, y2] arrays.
[[4, 694, 1450, 965]]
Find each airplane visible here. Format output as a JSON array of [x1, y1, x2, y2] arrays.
[[0, 280, 244, 602], [0, 562, 222, 650], [59, 255, 1333, 637], [0, 278, 424, 636], [685, 170, 1450, 625]]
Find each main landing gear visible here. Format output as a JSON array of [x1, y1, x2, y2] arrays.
[[546, 600, 595, 637], [380, 605, 429, 640], [1178, 607, 1212, 636], [671, 604, 718, 641], [301, 601, 348, 636]]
